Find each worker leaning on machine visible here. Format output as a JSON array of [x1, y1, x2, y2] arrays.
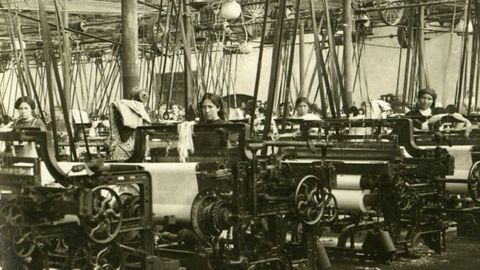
[[406, 88, 472, 136], [110, 87, 151, 160]]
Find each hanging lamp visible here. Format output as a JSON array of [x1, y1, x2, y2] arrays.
[[220, 0, 242, 20]]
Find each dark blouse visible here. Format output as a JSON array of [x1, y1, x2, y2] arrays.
[[405, 107, 445, 130], [196, 118, 229, 147], [203, 118, 227, 125], [12, 117, 47, 131]]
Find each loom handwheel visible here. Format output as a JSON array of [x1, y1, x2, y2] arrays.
[[378, 0, 405, 26], [82, 186, 123, 244], [94, 242, 125, 270], [13, 227, 36, 258], [322, 192, 338, 223], [295, 175, 326, 225], [191, 189, 231, 243], [0, 203, 24, 226], [468, 161, 480, 202]]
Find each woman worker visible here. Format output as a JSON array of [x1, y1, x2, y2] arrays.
[[406, 88, 471, 135], [12, 96, 47, 130], [292, 97, 321, 121], [199, 93, 227, 124]]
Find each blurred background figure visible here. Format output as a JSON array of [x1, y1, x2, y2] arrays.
[[110, 87, 151, 160], [292, 97, 321, 120]]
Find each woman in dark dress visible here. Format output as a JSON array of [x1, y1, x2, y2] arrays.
[[405, 88, 444, 130], [199, 93, 227, 124], [406, 88, 471, 135], [12, 96, 46, 130], [195, 93, 230, 148]]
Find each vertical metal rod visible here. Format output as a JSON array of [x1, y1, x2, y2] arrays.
[[299, 21, 305, 97], [262, 0, 288, 144], [322, 0, 346, 114], [467, 0, 479, 115], [281, 0, 302, 131], [343, 0, 354, 107], [182, 0, 195, 118], [121, 0, 140, 98], [418, 5, 426, 89], [62, 0, 71, 110], [250, 0, 270, 137], [38, 0, 60, 158], [401, 20, 412, 110], [456, 0, 471, 109], [309, 4, 331, 118]]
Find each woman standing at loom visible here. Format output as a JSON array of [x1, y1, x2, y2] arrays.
[[110, 87, 151, 160]]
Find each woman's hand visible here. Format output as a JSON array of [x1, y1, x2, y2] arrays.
[[451, 112, 472, 137], [465, 122, 472, 138], [421, 120, 430, 131]]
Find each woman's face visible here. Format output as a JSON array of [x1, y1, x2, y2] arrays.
[[418, 94, 434, 110], [202, 99, 220, 121], [17, 102, 33, 120], [296, 102, 309, 116]]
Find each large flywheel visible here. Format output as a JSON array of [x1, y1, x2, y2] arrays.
[[191, 188, 232, 243], [81, 186, 123, 244], [242, 0, 271, 39], [468, 161, 480, 203], [294, 175, 326, 225]]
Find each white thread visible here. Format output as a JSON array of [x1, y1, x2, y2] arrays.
[[177, 121, 195, 163]]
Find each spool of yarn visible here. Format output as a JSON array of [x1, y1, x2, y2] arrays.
[[331, 189, 373, 213]]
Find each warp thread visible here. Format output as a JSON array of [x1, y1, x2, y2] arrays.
[[177, 121, 195, 162]]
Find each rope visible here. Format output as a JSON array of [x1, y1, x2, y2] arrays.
[[177, 121, 195, 163]]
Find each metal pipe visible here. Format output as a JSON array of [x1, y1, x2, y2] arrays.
[[456, 0, 471, 110], [250, 0, 270, 137], [356, 0, 461, 12], [182, 0, 195, 116], [262, 0, 287, 146], [121, 0, 140, 98], [62, 0, 71, 114], [299, 21, 305, 97], [343, 0, 354, 107], [467, 0, 479, 114], [309, 7, 330, 118], [281, 0, 302, 132], [418, 5, 426, 89]]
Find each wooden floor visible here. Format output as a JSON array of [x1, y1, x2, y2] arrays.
[[331, 236, 480, 270]]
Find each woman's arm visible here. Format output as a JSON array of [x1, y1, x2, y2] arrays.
[[451, 113, 472, 137]]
